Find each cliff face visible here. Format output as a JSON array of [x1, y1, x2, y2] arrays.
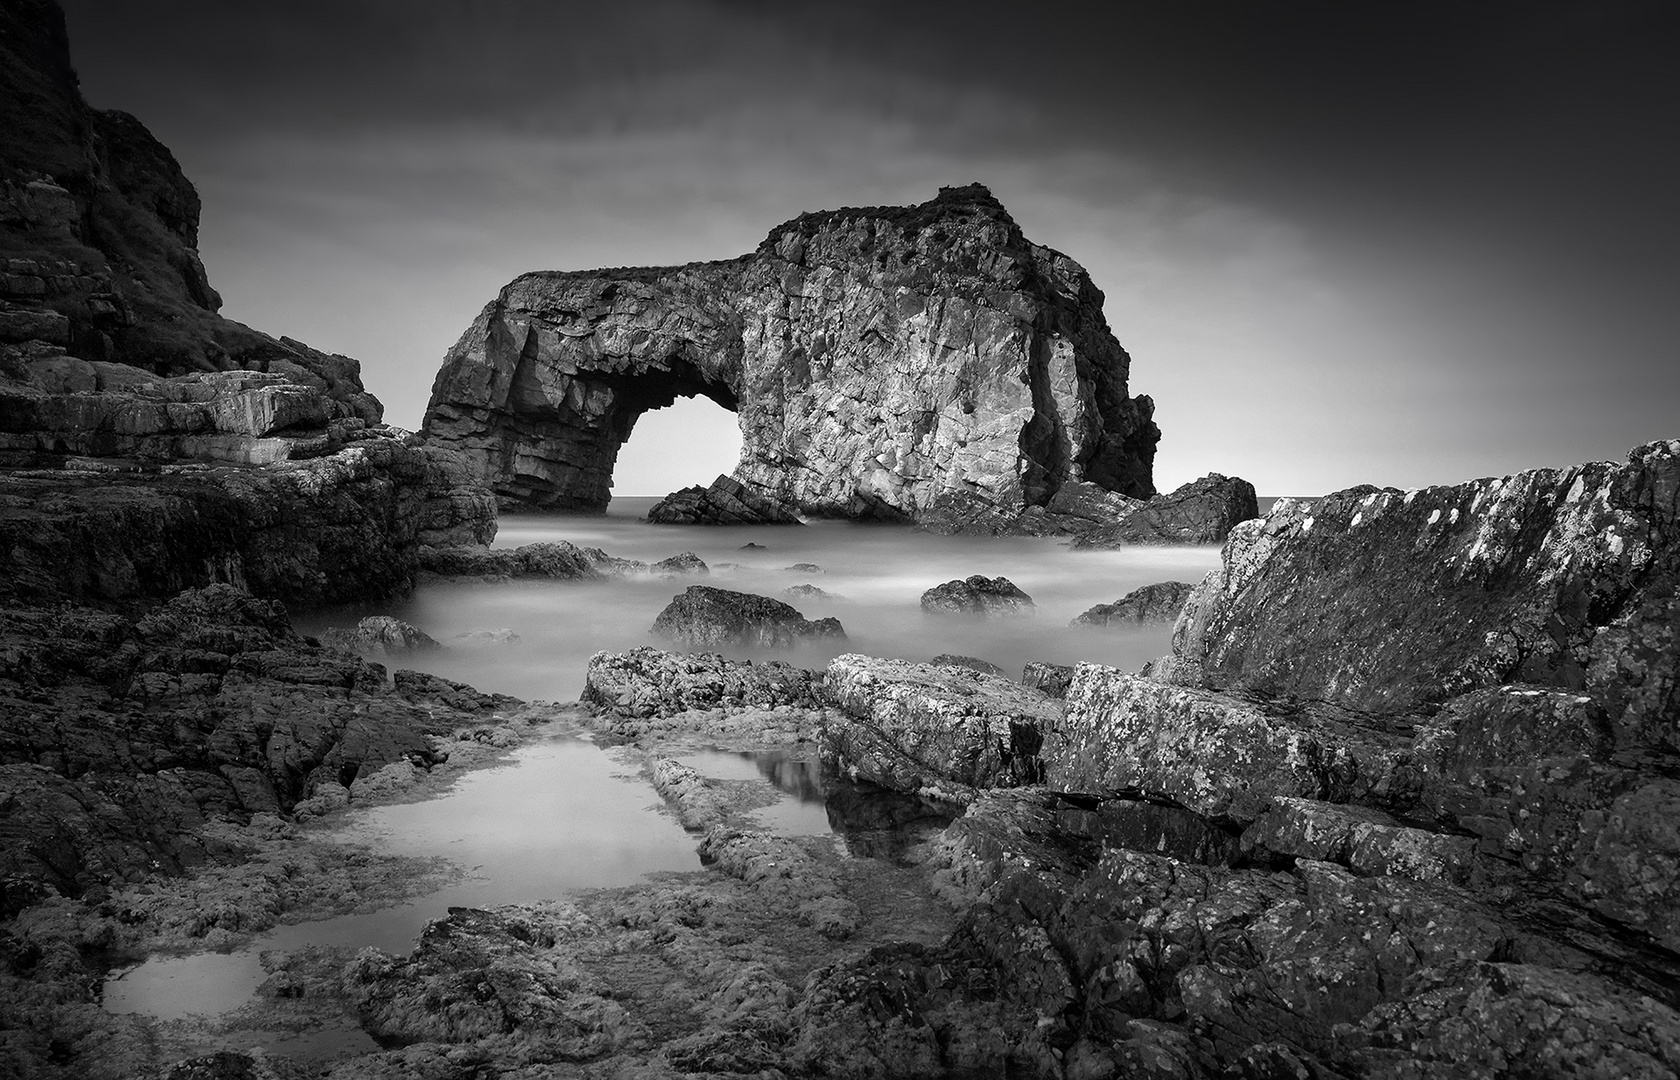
[[0, 0, 379, 417], [422, 185, 1159, 518]]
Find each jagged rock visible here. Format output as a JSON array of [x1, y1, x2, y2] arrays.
[[0, 437, 492, 609], [920, 574, 1034, 616], [0, 584, 514, 899], [783, 583, 840, 602], [1072, 580, 1196, 627], [421, 184, 1159, 519], [646, 474, 803, 524], [651, 585, 845, 648], [1020, 661, 1075, 698], [1075, 472, 1259, 546], [581, 646, 825, 721], [930, 654, 1008, 677], [652, 551, 708, 576], [320, 615, 442, 656], [417, 539, 645, 580], [822, 654, 1063, 798]]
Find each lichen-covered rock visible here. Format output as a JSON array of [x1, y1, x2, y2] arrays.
[[320, 615, 442, 656], [1021, 661, 1075, 698], [1072, 580, 1196, 628], [651, 585, 845, 648], [920, 574, 1034, 616], [1075, 472, 1259, 547], [646, 473, 803, 524], [581, 645, 824, 718], [822, 654, 1063, 798], [421, 184, 1158, 519], [929, 653, 1008, 677]]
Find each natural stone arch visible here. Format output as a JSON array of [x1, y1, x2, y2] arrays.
[[422, 186, 1159, 519]]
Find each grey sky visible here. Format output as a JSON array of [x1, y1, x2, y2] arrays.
[[60, 0, 1680, 495]]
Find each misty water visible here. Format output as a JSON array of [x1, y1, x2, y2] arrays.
[[103, 497, 1223, 1055]]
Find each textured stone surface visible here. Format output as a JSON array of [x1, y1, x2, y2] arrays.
[[1021, 661, 1075, 698], [920, 574, 1035, 616], [581, 645, 825, 719], [320, 615, 442, 657], [1075, 472, 1259, 547], [822, 654, 1063, 797], [651, 585, 845, 648], [1073, 580, 1196, 628], [421, 184, 1158, 519], [417, 539, 645, 580], [646, 473, 803, 524]]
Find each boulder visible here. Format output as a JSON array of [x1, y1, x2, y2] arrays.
[[321, 616, 442, 656], [782, 583, 840, 602], [929, 654, 1008, 678], [652, 551, 709, 577], [651, 585, 845, 648], [1072, 580, 1196, 627], [821, 654, 1063, 797], [1074, 472, 1259, 546], [920, 575, 1034, 616], [421, 184, 1159, 518], [581, 645, 824, 718], [646, 474, 803, 525]]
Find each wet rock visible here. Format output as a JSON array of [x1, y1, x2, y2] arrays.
[[651, 550, 708, 577], [1021, 661, 1075, 698], [920, 575, 1034, 616], [822, 654, 1063, 798], [783, 583, 841, 602], [320, 615, 441, 656], [1076, 473, 1259, 547], [422, 184, 1159, 518], [646, 473, 803, 524], [930, 654, 1008, 678], [417, 539, 646, 580], [651, 585, 845, 648], [786, 562, 822, 573], [451, 627, 520, 646], [1072, 580, 1196, 628], [582, 645, 825, 720]]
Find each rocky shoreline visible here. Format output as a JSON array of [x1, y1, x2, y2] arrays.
[[2, 3, 1676, 1075]]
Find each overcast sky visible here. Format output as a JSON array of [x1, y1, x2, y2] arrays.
[[60, 0, 1680, 496]]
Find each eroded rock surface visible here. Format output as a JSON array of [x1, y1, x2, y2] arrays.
[[1073, 580, 1196, 628], [652, 585, 845, 648], [647, 473, 803, 524], [421, 184, 1159, 520], [321, 615, 442, 656], [1074, 472, 1259, 546], [920, 574, 1034, 616], [582, 645, 826, 722]]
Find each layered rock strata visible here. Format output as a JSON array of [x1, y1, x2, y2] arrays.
[[651, 585, 845, 648], [421, 184, 1159, 520], [647, 473, 803, 524]]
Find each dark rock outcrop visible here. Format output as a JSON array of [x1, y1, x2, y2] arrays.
[[920, 574, 1034, 616], [651, 585, 846, 648], [417, 539, 646, 580], [1074, 471, 1259, 546], [646, 473, 803, 524], [1072, 579, 1196, 628], [421, 184, 1159, 521], [651, 550, 708, 576]]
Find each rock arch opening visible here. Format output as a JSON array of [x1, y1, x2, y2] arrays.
[[612, 391, 744, 498]]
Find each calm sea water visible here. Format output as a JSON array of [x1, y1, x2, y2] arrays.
[[298, 497, 1224, 700]]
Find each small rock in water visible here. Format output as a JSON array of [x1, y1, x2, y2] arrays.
[[652, 585, 845, 648], [740, 542, 767, 550], [1073, 581, 1196, 628], [451, 628, 521, 646], [920, 575, 1034, 616], [784, 562, 822, 573], [930, 654, 1009, 678], [783, 583, 840, 602], [320, 615, 442, 655], [652, 551, 709, 577]]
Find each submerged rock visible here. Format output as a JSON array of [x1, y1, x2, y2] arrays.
[[421, 184, 1159, 519], [651, 550, 709, 577], [417, 540, 646, 579], [646, 474, 803, 524], [1074, 472, 1259, 546], [920, 575, 1034, 616], [1072, 579, 1196, 627], [320, 615, 441, 656], [652, 585, 845, 648], [451, 627, 520, 646], [783, 583, 840, 602]]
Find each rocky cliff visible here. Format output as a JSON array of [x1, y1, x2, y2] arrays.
[[422, 184, 1159, 520]]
